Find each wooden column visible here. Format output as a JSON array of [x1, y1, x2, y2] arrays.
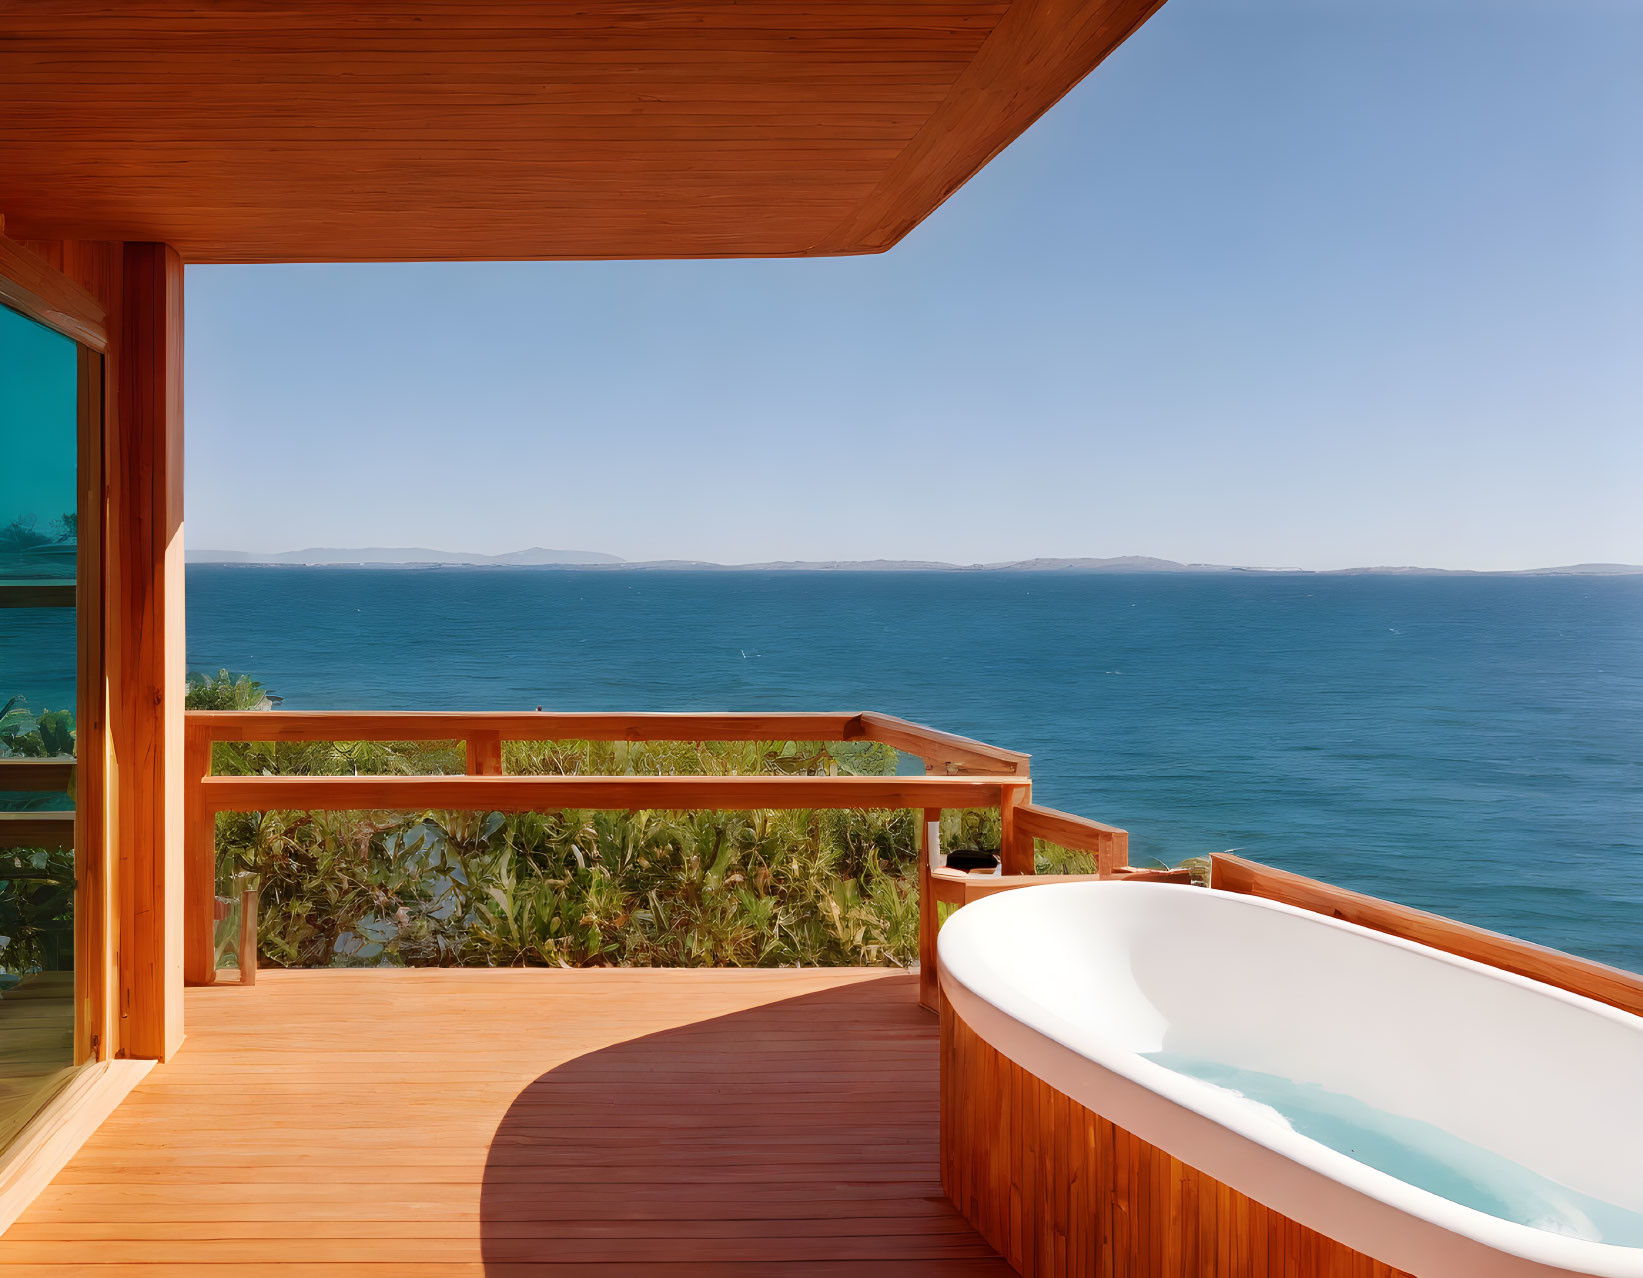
[[110, 242, 186, 1061]]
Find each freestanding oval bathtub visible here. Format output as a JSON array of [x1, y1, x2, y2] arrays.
[[937, 881, 1643, 1278]]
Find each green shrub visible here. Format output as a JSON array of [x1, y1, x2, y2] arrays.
[[201, 679, 959, 971]]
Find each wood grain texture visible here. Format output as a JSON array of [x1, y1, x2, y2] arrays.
[[73, 343, 107, 1066], [189, 709, 864, 743], [0, 0, 1165, 262], [109, 242, 186, 1062], [180, 728, 216, 988], [0, 1057, 152, 1239], [940, 1006, 1415, 1278], [1211, 853, 1643, 1019], [199, 772, 1027, 814], [0, 233, 106, 348], [853, 713, 1029, 775], [185, 709, 1030, 777], [464, 730, 504, 777], [812, 0, 1166, 254], [1014, 803, 1128, 877], [0, 968, 1010, 1273], [918, 804, 943, 1013]]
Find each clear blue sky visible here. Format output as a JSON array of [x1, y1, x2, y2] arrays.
[[186, 0, 1642, 571]]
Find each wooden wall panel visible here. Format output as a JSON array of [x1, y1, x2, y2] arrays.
[[108, 243, 186, 1062], [940, 1007, 1416, 1278]]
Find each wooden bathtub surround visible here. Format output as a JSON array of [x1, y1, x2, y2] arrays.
[[1210, 854, 1643, 1019], [930, 865, 1191, 910], [940, 1005, 1416, 1278]]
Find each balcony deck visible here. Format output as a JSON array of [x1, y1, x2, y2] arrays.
[[0, 967, 1009, 1275]]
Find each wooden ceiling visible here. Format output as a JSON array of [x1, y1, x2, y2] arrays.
[[0, 0, 1165, 263]]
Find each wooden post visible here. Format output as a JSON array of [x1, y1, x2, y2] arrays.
[[110, 241, 186, 1061], [917, 804, 943, 1014], [239, 887, 258, 987], [465, 730, 503, 776], [182, 728, 216, 986], [1100, 827, 1128, 878], [999, 780, 1032, 875]]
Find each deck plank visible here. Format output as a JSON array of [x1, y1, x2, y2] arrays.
[[0, 968, 1009, 1273]]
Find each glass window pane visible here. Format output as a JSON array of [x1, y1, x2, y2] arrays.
[[0, 300, 81, 1148]]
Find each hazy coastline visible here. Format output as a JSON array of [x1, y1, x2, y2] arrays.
[[186, 548, 1643, 578]]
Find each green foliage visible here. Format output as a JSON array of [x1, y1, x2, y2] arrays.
[[185, 669, 275, 711], [0, 695, 77, 978], [0, 696, 75, 759], [0, 847, 75, 975], [210, 721, 924, 971]]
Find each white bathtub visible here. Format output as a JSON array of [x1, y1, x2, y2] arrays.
[[937, 881, 1643, 1278]]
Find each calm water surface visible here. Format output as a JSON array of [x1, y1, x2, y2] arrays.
[[177, 567, 1643, 972]]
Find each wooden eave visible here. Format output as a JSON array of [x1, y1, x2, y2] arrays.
[[0, 0, 1165, 263]]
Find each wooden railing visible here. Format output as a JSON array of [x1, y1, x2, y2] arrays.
[[181, 709, 1055, 998]]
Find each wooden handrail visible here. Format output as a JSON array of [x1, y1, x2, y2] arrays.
[[199, 773, 1027, 815], [186, 710, 865, 744], [180, 709, 1079, 1001], [183, 709, 1031, 776], [1007, 802, 1129, 877], [1211, 854, 1643, 1019], [849, 713, 1028, 776]]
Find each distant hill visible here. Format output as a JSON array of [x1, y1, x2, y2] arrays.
[[185, 548, 1643, 576], [187, 546, 623, 566]]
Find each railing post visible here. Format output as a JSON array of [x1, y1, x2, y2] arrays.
[[466, 730, 503, 777], [918, 803, 942, 1014], [1099, 827, 1128, 879], [182, 725, 217, 986], [239, 884, 258, 986], [999, 781, 1032, 875]]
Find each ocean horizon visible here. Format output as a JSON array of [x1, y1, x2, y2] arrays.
[[178, 565, 1643, 974]]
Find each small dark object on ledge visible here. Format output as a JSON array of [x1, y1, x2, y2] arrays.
[[945, 848, 999, 873]]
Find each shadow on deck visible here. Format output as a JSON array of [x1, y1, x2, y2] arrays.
[[0, 967, 1008, 1274]]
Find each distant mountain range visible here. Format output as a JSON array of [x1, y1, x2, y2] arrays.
[[188, 546, 622, 567], [185, 548, 1643, 576]]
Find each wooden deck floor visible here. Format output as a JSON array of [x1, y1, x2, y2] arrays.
[[0, 968, 1009, 1275]]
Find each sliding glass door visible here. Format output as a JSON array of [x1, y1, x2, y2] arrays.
[[0, 300, 87, 1148]]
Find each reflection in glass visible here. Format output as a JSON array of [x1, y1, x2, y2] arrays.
[[0, 301, 80, 1148]]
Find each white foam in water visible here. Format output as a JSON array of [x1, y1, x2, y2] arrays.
[[1144, 1051, 1643, 1248]]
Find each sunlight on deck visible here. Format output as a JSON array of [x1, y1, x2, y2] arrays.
[[0, 968, 1008, 1274]]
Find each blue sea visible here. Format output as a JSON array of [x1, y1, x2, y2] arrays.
[[178, 566, 1643, 973]]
